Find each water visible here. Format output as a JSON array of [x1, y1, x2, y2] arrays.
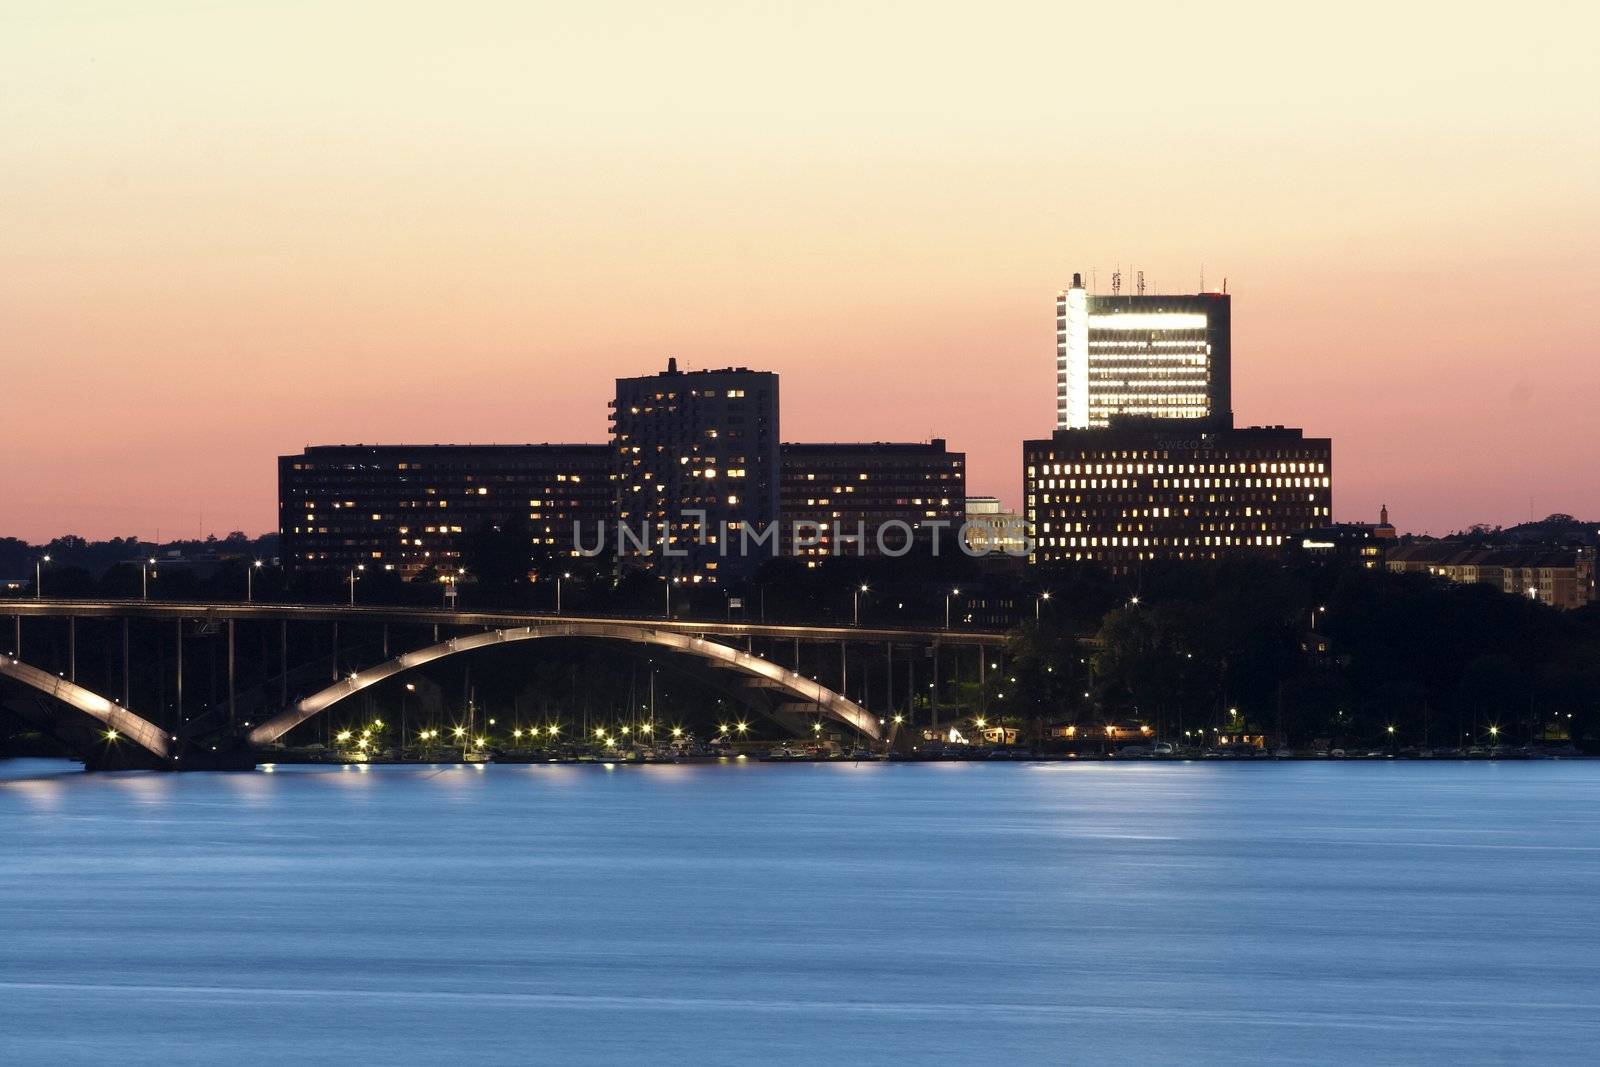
[[2, 758, 1599, 1065]]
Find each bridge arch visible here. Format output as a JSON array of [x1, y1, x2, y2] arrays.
[[0, 655, 173, 762], [249, 621, 881, 744]]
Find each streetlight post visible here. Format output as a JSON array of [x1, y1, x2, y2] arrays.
[[853, 584, 868, 626], [34, 555, 50, 599], [247, 559, 263, 602], [662, 576, 673, 619], [348, 564, 364, 606], [142, 558, 156, 599], [402, 682, 415, 758], [557, 571, 571, 614], [1036, 591, 1051, 622], [945, 588, 960, 630]]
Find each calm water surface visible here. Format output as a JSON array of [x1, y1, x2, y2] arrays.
[[2, 757, 1598, 1065]]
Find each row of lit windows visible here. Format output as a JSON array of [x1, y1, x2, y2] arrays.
[[1033, 460, 1327, 475], [1035, 534, 1288, 548], [1037, 477, 1328, 492]]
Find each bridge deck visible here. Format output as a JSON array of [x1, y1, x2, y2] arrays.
[[4, 598, 1011, 647]]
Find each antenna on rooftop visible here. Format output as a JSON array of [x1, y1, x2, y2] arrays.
[[1136, 269, 1146, 297], [1111, 268, 1122, 296]]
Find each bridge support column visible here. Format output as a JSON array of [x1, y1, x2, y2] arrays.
[[122, 618, 130, 708], [175, 619, 183, 728], [331, 622, 339, 682], [840, 641, 847, 701], [979, 647, 986, 716], [69, 617, 76, 682], [279, 620, 287, 709], [12, 615, 19, 658], [227, 619, 236, 726], [931, 644, 939, 730]]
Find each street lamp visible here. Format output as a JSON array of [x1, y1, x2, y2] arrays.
[[247, 559, 264, 602], [348, 564, 365, 606], [853, 584, 868, 626], [945, 587, 960, 630], [662, 576, 673, 618], [33, 555, 50, 599], [1036, 591, 1051, 621], [557, 571, 572, 614], [141, 558, 157, 600], [440, 567, 465, 609]]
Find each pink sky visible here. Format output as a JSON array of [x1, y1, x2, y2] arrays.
[[3, 2, 1597, 543]]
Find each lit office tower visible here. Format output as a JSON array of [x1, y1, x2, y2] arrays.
[[1024, 423, 1332, 573], [1055, 272, 1232, 429], [611, 359, 780, 582]]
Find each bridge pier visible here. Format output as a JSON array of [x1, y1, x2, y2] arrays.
[[227, 619, 236, 726]]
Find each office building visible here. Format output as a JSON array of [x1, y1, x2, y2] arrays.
[[611, 359, 779, 581], [1287, 506, 1398, 568], [279, 444, 611, 575], [779, 440, 965, 561], [1056, 272, 1231, 430], [1024, 420, 1332, 572], [963, 496, 1028, 556]]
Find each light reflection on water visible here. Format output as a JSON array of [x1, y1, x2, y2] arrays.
[[3, 757, 1600, 1065]]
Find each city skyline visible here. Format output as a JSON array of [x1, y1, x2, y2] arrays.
[[4, 2, 1598, 543]]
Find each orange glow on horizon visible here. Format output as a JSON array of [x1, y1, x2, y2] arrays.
[[2, 3, 1597, 541]]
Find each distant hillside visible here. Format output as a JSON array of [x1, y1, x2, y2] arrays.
[[1446, 514, 1599, 547]]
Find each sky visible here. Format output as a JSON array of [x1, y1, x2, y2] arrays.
[[2, 1, 1597, 543]]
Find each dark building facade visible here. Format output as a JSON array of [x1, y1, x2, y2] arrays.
[[1286, 506, 1398, 569], [1024, 420, 1332, 572], [279, 444, 610, 576], [1056, 273, 1232, 431], [779, 440, 965, 561], [610, 360, 779, 582]]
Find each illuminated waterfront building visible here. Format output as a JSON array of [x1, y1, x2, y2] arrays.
[[1056, 272, 1232, 430], [611, 359, 780, 581], [279, 444, 611, 574], [778, 440, 965, 560], [1024, 421, 1333, 572]]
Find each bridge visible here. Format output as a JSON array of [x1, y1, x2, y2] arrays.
[[2, 599, 1012, 770]]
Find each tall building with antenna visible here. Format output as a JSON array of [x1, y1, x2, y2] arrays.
[[1055, 272, 1232, 430]]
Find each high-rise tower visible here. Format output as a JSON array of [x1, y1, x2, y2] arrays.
[[610, 359, 779, 582], [1055, 272, 1232, 429]]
